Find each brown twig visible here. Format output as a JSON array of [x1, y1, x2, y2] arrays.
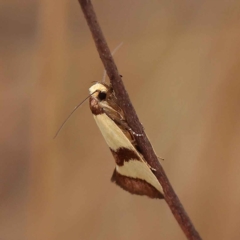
[[78, 1, 202, 239]]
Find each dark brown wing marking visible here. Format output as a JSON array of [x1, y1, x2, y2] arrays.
[[111, 169, 164, 199], [110, 148, 141, 166]]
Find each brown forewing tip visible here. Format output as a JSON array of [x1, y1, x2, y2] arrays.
[[111, 169, 164, 199]]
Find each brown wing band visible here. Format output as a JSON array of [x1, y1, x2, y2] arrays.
[[111, 169, 164, 199], [110, 148, 141, 166]]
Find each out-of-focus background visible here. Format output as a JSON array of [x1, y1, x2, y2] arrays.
[[1, 0, 240, 239]]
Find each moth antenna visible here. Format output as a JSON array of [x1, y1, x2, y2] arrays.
[[102, 42, 123, 83], [111, 42, 124, 56], [54, 92, 95, 139]]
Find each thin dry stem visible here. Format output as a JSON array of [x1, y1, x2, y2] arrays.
[[78, 1, 202, 239]]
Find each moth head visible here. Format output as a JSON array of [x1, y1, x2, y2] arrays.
[[89, 82, 112, 102]]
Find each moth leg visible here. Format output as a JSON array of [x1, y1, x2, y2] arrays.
[[149, 165, 157, 172], [157, 156, 165, 161], [137, 154, 157, 172]]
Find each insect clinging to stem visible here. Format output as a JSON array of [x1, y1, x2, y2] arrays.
[[55, 43, 164, 199]]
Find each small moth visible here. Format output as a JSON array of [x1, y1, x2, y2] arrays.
[[55, 43, 163, 199], [89, 82, 164, 199]]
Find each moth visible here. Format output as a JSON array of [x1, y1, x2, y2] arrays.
[[89, 82, 164, 199], [54, 43, 163, 199]]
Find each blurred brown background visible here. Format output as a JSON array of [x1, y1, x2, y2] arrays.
[[1, 0, 240, 239]]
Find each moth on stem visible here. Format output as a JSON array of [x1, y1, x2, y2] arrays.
[[89, 82, 164, 198], [78, 0, 202, 239], [55, 44, 164, 199]]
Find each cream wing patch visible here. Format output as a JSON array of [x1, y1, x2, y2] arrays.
[[93, 114, 135, 151]]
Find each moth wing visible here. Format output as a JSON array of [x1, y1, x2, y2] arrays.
[[93, 113, 164, 198]]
